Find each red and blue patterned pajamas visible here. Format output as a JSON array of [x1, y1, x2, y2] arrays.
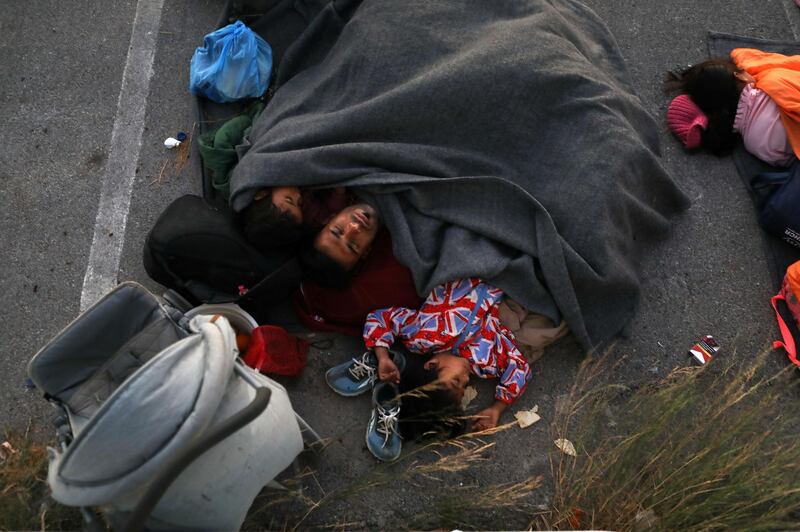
[[363, 278, 531, 404]]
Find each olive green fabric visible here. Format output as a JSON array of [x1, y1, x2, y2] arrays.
[[198, 102, 265, 199]]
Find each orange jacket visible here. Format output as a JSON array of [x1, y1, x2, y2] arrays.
[[788, 259, 800, 299], [731, 48, 800, 159]]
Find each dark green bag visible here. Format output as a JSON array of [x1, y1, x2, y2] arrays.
[[197, 102, 265, 199]]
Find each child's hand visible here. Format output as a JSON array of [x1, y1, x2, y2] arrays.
[[473, 408, 500, 431], [378, 357, 400, 384], [472, 402, 506, 431]]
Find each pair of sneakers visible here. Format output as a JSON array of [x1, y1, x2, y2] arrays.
[[325, 350, 406, 462]]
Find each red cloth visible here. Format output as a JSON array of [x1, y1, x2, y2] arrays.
[[242, 325, 308, 377], [293, 231, 423, 336]]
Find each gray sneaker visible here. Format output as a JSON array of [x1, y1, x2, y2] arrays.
[[366, 381, 402, 462], [325, 350, 406, 397]]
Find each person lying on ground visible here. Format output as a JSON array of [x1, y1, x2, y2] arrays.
[[294, 200, 570, 359], [301, 202, 381, 275], [293, 200, 424, 333], [240, 187, 567, 360], [363, 277, 532, 432], [240, 185, 352, 253], [666, 50, 800, 167]]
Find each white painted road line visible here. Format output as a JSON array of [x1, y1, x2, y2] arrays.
[[80, 0, 164, 311]]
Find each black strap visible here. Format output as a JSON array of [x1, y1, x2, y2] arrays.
[[122, 386, 272, 532], [238, 257, 303, 319], [150, 242, 239, 304]]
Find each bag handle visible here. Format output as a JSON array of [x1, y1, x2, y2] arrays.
[[771, 293, 799, 366], [121, 363, 271, 532]]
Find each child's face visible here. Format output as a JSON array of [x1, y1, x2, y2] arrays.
[[271, 186, 303, 223], [424, 353, 470, 403]]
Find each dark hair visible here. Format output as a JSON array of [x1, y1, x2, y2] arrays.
[[665, 58, 743, 155], [297, 235, 354, 288], [398, 354, 465, 440], [240, 196, 304, 252]]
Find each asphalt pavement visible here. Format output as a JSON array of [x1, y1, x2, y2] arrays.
[[1, 0, 220, 434], [1, 0, 799, 528]]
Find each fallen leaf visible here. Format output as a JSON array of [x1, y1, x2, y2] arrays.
[[554, 438, 576, 456], [514, 405, 541, 428], [460, 386, 478, 409]]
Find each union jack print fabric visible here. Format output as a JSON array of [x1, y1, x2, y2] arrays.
[[363, 278, 531, 404]]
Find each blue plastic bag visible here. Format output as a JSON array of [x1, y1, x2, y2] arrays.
[[189, 21, 272, 103]]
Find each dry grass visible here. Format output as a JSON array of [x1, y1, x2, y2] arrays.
[[15, 344, 796, 531], [406, 474, 543, 530], [0, 425, 82, 531], [244, 416, 543, 531], [149, 123, 196, 186], [542, 349, 800, 531]]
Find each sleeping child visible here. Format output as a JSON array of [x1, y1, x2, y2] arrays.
[[325, 277, 532, 461], [241, 185, 352, 252], [666, 50, 800, 167]]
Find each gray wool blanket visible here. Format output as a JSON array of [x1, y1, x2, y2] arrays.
[[230, 0, 690, 350]]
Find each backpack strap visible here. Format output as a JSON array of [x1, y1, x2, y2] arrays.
[[771, 293, 799, 366], [149, 243, 238, 304], [237, 257, 303, 319]]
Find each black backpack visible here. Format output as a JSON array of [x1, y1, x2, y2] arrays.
[[143, 195, 301, 316]]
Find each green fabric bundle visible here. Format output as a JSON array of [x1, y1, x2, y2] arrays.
[[198, 101, 265, 199]]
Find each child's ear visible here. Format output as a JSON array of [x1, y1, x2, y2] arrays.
[[253, 189, 270, 202], [734, 71, 755, 84], [423, 359, 437, 371]]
